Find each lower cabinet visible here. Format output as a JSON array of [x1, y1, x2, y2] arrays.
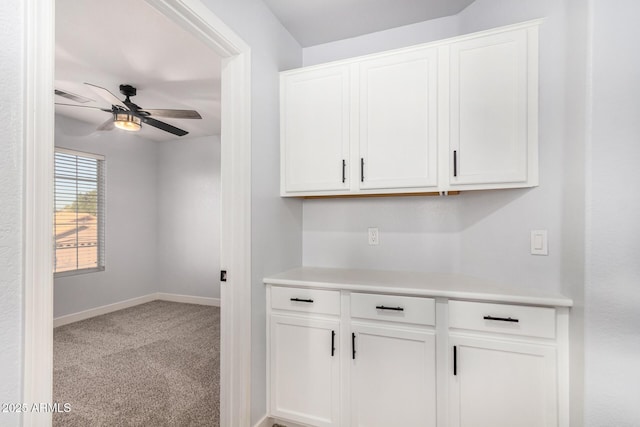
[[269, 314, 341, 426], [350, 323, 436, 427], [266, 285, 567, 427], [448, 336, 557, 427]]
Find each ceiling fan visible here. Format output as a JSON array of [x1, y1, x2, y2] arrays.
[[55, 83, 202, 136]]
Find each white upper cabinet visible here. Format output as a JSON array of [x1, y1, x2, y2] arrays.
[[280, 20, 540, 197], [448, 26, 538, 189], [281, 65, 351, 194], [358, 47, 439, 190]]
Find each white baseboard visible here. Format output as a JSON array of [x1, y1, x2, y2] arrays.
[[156, 292, 220, 306], [253, 415, 271, 427], [53, 294, 157, 328], [53, 292, 220, 327], [254, 415, 311, 427]]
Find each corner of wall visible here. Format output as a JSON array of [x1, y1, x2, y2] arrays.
[[0, 0, 25, 413], [301, 15, 461, 66], [561, 0, 591, 425]]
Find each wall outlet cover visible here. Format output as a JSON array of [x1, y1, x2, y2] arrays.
[[368, 227, 379, 245]]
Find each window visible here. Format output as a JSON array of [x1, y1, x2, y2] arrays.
[[54, 148, 105, 275]]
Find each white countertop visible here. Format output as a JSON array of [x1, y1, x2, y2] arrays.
[[264, 267, 573, 307]]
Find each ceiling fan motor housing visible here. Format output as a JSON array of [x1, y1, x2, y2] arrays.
[[119, 84, 137, 98]]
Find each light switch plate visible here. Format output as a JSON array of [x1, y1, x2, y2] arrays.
[[530, 230, 548, 255]]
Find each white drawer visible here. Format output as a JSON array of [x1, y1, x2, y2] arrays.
[[448, 300, 556, 339], [270, 286, 340, 316], [351, 293, 435, 326]]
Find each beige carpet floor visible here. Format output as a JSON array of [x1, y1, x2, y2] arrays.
[[53, 300, 220, 426]]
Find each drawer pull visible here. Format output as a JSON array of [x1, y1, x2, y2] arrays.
[[453, 345, 457, 376], [290, 298, 314, 303], [331, 330, 336, 357], [352, 333, 356, 360], [483, 315, 519, 323], [453, 150, 458, 177], [375, 305, 404, 312]]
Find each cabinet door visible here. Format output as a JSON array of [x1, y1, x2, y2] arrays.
[[358, 47, 438, 190], [449, 336, 557, 427], [281, 65, 351, 194], [350, 323, 436, 427], [449, 28, 536, 187], [270, 315, 340, 426]]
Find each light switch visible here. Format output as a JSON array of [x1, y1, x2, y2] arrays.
[[533, 234, 544, 250], [530, 230, 548, 255]]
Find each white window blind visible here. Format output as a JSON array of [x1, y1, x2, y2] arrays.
[[54, 148, 105, 275]]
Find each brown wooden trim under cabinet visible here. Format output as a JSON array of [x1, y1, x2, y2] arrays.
[[301, 191, 461, 199]]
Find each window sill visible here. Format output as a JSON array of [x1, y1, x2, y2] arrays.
[[54, 267, 105, 279]]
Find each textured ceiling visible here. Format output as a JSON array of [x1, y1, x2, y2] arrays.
[[263, 0, 476, 47], [55, 0, 222, 141]]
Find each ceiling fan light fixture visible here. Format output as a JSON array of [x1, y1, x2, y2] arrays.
[[113, 113, 141, 132]]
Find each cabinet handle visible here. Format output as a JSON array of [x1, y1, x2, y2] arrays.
[[453, 150, 458, 177], [352, 333, 356, 360], [331, 330, 336, 357], [290, 298, 314, 303], [453, 345, 457, 376], [375, 305, 404, 311], [483, 315, 519, 323], [360, 158, 365, 182], [342, 159, 346, 183]]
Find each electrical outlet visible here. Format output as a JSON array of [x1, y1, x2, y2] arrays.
[[368, 227, 379, 245]]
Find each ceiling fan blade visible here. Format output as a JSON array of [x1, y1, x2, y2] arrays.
[[55, 103, 112, 112], [84, 83, 127, 109], [141, 109, 202, 119], [96, 119, 114, 131], [55, 89, 94, 104], [142, 116, 189, 137]]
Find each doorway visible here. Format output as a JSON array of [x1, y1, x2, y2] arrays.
[[23, 0, 252, 425]]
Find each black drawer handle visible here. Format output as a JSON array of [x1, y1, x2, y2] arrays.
[[375, 305, 404, 312], [453, 345, 457, 376], [352, 332, 356, 360], [290, 298, 314, 303], [331, 330, 336, 357], [453, 150, 458, 177], [483, 315, 519, 323]]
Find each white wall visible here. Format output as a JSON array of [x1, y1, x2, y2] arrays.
[[53, 118, 224, 314], [0, 0, 24, 423], [301, 2, 640, 425], [562, 0, 589, 424], [198, 1, 304, 423], [156, 135, 221, 299], [452, 0, 567, 291], [301, 3, 590, 423], [301, 16, 465, 275], [303, 15, 459, 66], [53, 115, 160, 317], [302, 0, 570, 295], [304, 196, 462, 273], [1, 2, 300, 423], [585, 0, 640, 425]]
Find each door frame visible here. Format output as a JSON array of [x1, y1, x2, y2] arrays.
[[22, 0, 252, 425]]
